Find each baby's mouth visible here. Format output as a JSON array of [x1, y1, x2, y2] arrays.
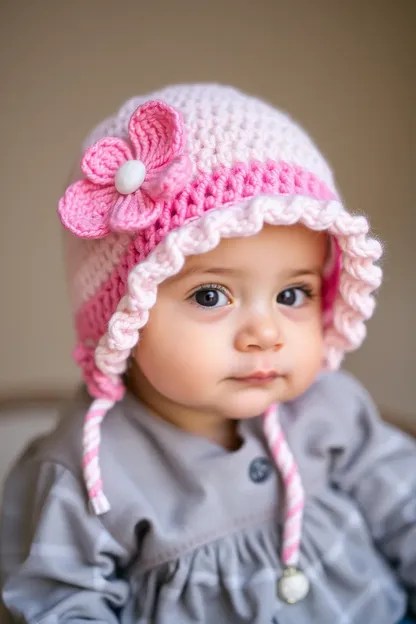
[[231, 371, 280, 384]]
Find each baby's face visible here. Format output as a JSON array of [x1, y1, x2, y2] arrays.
[[132, 224, 327, 421]]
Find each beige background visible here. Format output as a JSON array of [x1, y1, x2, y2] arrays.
[[0, 0, 415, 421]]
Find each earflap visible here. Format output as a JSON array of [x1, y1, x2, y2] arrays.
[[322, 236, 342, 328]]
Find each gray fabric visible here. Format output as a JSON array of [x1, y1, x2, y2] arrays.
[[0, 370, 415, 623]]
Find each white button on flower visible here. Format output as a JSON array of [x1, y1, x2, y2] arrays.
[[114, 160, 147, 195], [277, 567, 310, 604]]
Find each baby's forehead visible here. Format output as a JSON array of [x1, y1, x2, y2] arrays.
[[172, 225, 328, 280]]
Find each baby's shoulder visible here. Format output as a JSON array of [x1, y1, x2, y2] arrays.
[[8, 389, 91, 480], [283, 369, 377, 439], [302, 369, 372, 409], [12, 388, 136, 479]]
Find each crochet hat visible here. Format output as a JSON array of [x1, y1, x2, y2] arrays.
[[59, 84, 382, 603]]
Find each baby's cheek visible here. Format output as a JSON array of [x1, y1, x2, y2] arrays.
[[286, 323, 324, 390], [140, 331, 216, 394]]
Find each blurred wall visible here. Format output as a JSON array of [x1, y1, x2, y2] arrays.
[[0, 0, 415, 418]]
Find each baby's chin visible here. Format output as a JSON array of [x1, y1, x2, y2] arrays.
[[215, 389, 292, 421], [216, 376, 316, 419]]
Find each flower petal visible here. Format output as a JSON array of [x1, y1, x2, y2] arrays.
[[128, 100, 185, 172], [82, 138, 133, 185], [58, 179, 117, 239], [109, 191, 164, 233], [145, 153, 192, 200]]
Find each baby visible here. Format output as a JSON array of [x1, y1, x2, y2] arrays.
[[1, 84, 415, 623]]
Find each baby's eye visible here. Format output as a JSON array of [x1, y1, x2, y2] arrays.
[[276, 287, 311, 307], [192, 286, 231, 308]]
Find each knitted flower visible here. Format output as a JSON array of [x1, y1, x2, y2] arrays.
[[59, 100, 192, 238]]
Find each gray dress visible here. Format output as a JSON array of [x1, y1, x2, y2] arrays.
[[1, 371, 415, 623]]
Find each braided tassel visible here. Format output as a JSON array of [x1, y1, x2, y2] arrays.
[[263, 403, 304, 565], [263, 403, 310, 604], [82, 398, 115, 514]]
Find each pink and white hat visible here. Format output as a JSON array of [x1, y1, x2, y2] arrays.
[[59, 84, 382, 603]]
